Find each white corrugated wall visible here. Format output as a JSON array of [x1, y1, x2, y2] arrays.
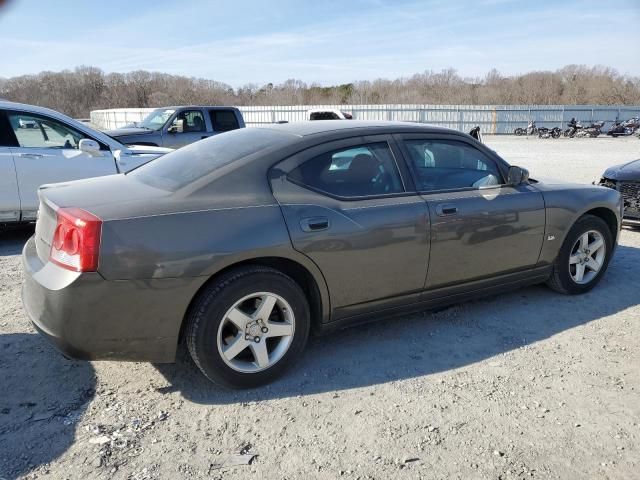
[[90, 105, 640, 133]]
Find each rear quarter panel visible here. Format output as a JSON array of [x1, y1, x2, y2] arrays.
[[99, 206, 293, 279], [98, 205, 330, 320]]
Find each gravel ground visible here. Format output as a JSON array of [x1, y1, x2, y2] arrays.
[[1, 136, 639, 480]]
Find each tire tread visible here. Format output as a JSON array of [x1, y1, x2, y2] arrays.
[[185, 265, 300, 389]]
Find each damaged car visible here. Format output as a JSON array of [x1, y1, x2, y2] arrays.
[[598, 159, 640, 224]]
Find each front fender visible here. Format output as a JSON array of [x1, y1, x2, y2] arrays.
[[536, 184, 622, 265]]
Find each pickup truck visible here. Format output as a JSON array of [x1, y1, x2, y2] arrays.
[[0, 101, 171, 224], [105, 106, 245, 148]]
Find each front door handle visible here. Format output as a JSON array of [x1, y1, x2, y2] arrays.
[[300, 217, 330, 232], [19, 153, 44, 158], [436, 204, 458, 216]]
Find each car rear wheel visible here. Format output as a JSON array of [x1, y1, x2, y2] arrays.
[[185, 266, 310, 388], [546, 214, 613, 294]]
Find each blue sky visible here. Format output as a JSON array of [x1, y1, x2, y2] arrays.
[[1, 0, 638, 86]]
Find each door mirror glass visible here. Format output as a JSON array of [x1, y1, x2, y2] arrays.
[[507, 166, 529, 185], [168, 119, 184, 134], [79, 138, 102, 156]]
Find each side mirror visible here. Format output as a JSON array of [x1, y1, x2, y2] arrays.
[[507, 166, 530, 185], [168, 119, 184, 134], [79, 139, 102, 157]]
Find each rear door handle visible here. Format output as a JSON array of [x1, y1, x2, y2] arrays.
[[436, 204, 458, 216], [300, 217, 330, 232]]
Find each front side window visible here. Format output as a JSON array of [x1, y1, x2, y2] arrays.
[[210, 110, 240, 132], [174, 110, 206, 133], [288, 142, 404, 198], [139, 109, 175, 130], [8, 112, 84, 149], [402, 139, 502, 192]]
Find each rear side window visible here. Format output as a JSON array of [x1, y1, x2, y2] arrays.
[[402, 139, 503, 191], [210, 110, 240, 132], [288, 142, 404, 198], [130, 128, 287, 191]]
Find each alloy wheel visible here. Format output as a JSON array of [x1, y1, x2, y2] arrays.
[[569, 230, 606, 284], [216, 292, 295, 373]]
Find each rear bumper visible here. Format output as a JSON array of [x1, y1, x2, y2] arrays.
[[21, 236, 205, 363]]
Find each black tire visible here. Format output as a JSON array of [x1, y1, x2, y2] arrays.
[[514, 128, 524, 136], [546, 214, 613, 295], [185, 266, 310, 388]]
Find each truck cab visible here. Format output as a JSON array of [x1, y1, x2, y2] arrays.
[[105, 106, 245, 149]]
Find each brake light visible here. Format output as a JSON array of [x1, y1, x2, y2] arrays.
[[50, 207, 102, 272]]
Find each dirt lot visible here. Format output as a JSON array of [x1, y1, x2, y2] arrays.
[[1, 136, 639, 480]]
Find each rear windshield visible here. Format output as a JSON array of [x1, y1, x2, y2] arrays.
[[129, 128, 288, 190]]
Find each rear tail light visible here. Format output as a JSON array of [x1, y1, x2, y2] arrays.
[[50, 207, 102, 272]]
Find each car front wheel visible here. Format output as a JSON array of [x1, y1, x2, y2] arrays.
[[186, 266, 310, 388], [546, 214, 613, 294]]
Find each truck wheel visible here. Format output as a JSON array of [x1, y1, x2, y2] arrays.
[[186, 266, 310, 388]]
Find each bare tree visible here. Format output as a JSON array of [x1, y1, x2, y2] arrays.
[[0, 65, 638, 118]]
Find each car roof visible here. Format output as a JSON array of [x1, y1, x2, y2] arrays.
[[254, 120, 461, 137], [156, 105, 241, 110], [0, 100, 76, 118]]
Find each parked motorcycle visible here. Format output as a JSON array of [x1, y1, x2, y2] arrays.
[[607, 116, 640, 136], [564, 120, 603, 138], [538, 127, 561, 139], [514, 120, 538, 136]]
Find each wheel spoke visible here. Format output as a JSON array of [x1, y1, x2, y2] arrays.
[[254, 294, 277, 321], [574, 263, 585, 282], [250, 341, 270, 368], [569, 254, 581, 265], [227, 307, 252, 330], [579, 233, 589, 250], [588, 237, 603, 253], [586, 257, 601, 272], [222, 336, 249, 361], [265, 321, 293, 338]]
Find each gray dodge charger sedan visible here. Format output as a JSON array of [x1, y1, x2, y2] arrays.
[[22, 121, 622, 388]]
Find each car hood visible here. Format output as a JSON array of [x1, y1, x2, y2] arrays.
[[603, 159, 640, 181], [106, 127, 154, 137]]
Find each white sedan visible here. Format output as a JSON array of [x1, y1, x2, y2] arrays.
[[0, 101, 172, 224]]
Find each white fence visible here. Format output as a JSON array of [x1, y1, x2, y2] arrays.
[[91, 104, 640, 134]]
